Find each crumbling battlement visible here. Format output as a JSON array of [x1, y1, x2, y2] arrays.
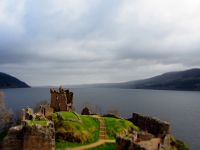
[[50, 87, 73, 112], [129, 113, 170, 138], [40, 104, 54, 117]]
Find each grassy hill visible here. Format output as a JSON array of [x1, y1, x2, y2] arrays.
[[52, 112, 99, 147]]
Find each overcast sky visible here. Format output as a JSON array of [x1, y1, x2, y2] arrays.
[[1, 0, 200, 86]]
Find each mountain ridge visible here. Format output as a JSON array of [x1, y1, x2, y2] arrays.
[[87, 68, 200, 91]]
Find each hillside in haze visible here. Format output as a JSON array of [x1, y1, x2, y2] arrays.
[[91, 68, 200, 91], [0, 72, 30, 89]]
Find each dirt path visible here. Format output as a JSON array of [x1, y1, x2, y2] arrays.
[[69, 139, 115, 150]]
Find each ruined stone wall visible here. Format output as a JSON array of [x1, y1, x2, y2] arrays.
[[68, 92, 73, 110], [129, 113, 170, 138], [67, 92, 73, 103], [23, 125, 55, 150], [116, 136, 146, 150], [40, 104, 54, 117], [50, 90, 59, 111], [58, 92, 68, 111], [1, 125, 55, 150]]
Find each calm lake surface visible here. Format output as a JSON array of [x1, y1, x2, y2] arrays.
[[1, 87, 200, 150]]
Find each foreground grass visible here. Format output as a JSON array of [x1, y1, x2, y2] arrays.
[[27, 120, 48, 126], [88, 143, 116, 150], [104, 117, 139, 138], [53, 112, 100, 148]]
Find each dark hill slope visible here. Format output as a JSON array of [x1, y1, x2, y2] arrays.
[[0, 72, 30, 89], [119, 68, 200, 91]]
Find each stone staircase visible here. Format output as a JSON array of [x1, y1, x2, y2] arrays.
[[98, 117, 107, 139]]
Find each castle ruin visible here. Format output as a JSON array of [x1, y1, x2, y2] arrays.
[[50, 86, 74, 112], [20, 87, 74, 122]]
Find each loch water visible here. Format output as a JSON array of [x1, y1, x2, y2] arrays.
[[2, 87, 200, 150]]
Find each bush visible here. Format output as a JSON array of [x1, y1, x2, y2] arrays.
[[0, 91, 13, 132], [0, 130, 8, 142], [170, 136, 189, 150]]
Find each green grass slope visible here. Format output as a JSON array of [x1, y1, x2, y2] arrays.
[[104, 117, 139, 139], [52, 112, 100, 148], [27, 120, 48, 126]]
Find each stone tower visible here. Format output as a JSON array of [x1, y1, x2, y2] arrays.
[[50, 86, 73, 112]]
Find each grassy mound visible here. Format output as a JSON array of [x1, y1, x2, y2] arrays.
[[52, 112, 99, 147], [104, 117, 139, 138]]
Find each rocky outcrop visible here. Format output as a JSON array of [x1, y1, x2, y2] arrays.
[[1, 124, 55, 150], [129, 113, 170, 138], [1, 126, 23, 150], [23, 125, 55, 150]]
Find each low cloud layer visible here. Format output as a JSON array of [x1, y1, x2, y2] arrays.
[[1, 0, 200, 86]]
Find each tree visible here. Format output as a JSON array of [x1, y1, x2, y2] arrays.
[[0, 91, 13, 132]]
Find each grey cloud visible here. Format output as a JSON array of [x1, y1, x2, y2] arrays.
[[0, 0, 200, 85]]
